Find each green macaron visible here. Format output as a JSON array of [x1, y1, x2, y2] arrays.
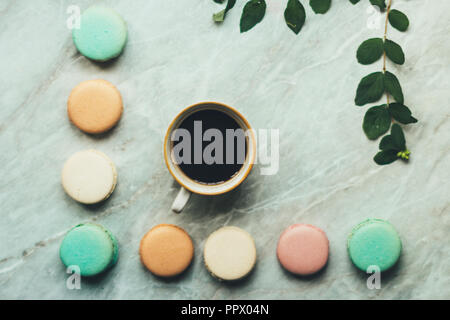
[[347, 219, 402, 272], [72, 6, 127, 61], [60, 223, 118, 277]]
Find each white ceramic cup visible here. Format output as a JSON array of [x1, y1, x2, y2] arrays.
[[164, 102, 256, 213]]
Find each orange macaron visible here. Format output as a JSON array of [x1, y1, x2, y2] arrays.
[[68, 79, 123, 134], [139, 224, 194, 277]]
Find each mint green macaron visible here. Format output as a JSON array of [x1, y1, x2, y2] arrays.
[[60, 223, 118, 277], [72, 6, 127, 61], [347, 219, 402, 272]]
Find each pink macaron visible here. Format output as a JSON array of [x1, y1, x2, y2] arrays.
[[277, 224, 329, 276]]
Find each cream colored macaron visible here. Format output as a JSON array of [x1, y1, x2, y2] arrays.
[[203, 226, 256, 281], [62, 150, 117, 204], [68, 79, 123, 134]]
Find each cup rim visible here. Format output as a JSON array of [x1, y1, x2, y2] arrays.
[[163, 101, 256, 196]]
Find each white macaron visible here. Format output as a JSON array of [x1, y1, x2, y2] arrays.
[[203, 226, 257, 281], [62, 150, 117, 204]]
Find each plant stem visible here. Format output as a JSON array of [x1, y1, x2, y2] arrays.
[[383, 0, 393, 106]]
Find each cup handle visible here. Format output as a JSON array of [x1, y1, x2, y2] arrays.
[[171, 187, 191, 213]]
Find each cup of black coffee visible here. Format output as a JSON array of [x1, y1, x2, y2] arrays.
[[164, 102, 256, 212]]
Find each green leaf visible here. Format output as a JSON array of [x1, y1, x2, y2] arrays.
[[213, 0, 225, 3], [356, 38, 384, 65], [389, 103, 418, 124], [384, 39, 405, 65], [388, 9, 409, 32], [213, 10, 226, 22], [284, 0, 306, 34], [355, 72, 385, 106], [240, 0, 266, 33], [370, 0, 386, 10], [349, 0, 361, 4], [374, 150, 399, 165], [384, 71, 404, 104], [213, 0, 236, 22], [378, 123, 407, 155], [391, 123, 406, 151], [362, 105, 391, 140], [379, 135, 398, 151], [310, 0, 331, 14]]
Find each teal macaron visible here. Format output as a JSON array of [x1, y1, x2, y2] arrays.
[[60, 223, 118, 277], [347, 219, 402, 272], [72, 6, 127, 61]]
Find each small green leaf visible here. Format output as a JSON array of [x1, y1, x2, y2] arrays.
[[370, 0, 386, 10], [391, 123, 406, 151], [356, 38, 384, 65], [378, 123, 407, 154], [213, 10, 226, 22], [240, 0, 266, 32], [349, 0, 361, 4], [384, 39, 405, 65], [374, 150, 399, 165], [389, 103, 418, 124], [214, 0, 236, 22], [310, 0, 331, 14], [379, 135, 398, 151], [388, 9, 409, 32], [384, 71, 404, 104], [284, 0, 306, 34], [213, 0, 225, 3], [355, 72, 385, 106], [363, 105, 391, 140]]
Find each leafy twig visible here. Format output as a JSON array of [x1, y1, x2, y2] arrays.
[[353, 0, 417, 165]]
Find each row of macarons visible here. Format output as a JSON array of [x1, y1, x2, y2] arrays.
[[65, 6, 126, 203], [62, 4, 128, 200], [60, 219, 402, 280], [65, 6, 128, 199]]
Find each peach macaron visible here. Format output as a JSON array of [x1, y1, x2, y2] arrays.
[[277, 224, 329, 276], [139, 224, 194, 277], [68, 79, 123, 134]]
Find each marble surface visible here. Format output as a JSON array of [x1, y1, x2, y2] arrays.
[[0, 0, 449, 300]]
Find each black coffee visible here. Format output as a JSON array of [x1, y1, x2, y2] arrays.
[[172, 108, 247, 185]]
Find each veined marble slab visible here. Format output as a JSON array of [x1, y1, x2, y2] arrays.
[[0, 0, 448, 299]]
